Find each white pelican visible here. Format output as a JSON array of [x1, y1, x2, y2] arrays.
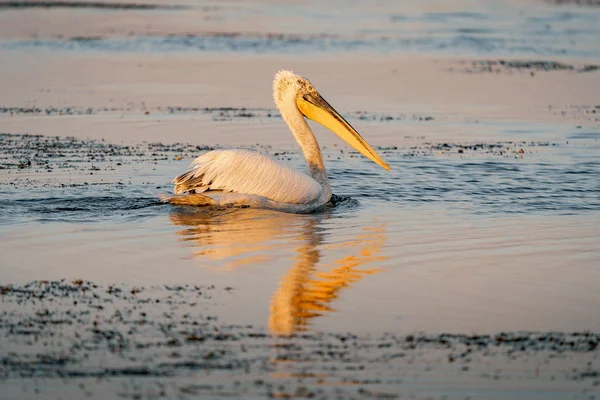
[[163, 70, 389, 213]]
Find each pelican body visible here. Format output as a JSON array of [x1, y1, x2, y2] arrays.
[[165, 70, 389, 213]]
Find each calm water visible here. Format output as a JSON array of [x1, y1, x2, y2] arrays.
[[1, 0, 600, 58], [0, 1, 600, 346], [1, 2, 600, 397], [1, 127, 599, 334]]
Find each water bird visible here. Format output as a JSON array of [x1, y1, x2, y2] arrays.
[[162, 70, 389, 213]]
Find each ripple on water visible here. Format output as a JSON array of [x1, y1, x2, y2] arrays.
[[329, 153, 600, 214], [0, 196, 164, 223], [0, 134, 599, 339], [2, 145, 599, 223]]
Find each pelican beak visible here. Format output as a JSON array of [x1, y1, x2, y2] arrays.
[[297, 93, 390, 170]]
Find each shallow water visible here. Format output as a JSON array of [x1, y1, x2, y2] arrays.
[[1, 1, 600, 398], [2, 129, 599, 335]]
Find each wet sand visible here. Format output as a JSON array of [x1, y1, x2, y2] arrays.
[[1, 1, 600, 398]]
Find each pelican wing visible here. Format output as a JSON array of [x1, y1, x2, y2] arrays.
[[174, 150, 323, 204]]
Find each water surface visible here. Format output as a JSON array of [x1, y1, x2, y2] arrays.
[[1, 0, 599, 397], [2, 0, 600, 58], [1, 130, 599, 335]]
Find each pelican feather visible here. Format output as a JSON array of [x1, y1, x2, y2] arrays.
[[174, 149, 322, 204], [163, 70, 389, 213]]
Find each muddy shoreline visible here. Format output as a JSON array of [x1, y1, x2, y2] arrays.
[[1, 280, 598, 399]]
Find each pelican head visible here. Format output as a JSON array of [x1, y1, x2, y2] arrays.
[[273, 70, 390, 171]]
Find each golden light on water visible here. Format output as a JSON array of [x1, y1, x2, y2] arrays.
[[169, 207, 387, 334]]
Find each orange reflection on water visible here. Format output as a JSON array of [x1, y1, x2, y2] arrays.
[[169, 208, 297, 270], [269, 225, 387, 335], [168, 206, 387, 334]]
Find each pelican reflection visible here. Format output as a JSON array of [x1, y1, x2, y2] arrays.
[[168, 207, 387, 334]]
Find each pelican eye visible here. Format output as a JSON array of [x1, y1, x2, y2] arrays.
[[302, 94, 316, 105]]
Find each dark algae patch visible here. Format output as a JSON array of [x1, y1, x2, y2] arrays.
[[0, 133, 213, 171], [0, 281, 598, 399], [546, 0, 600, 5], [453, 59, 600, 74], [0, 132, 569, 176], [0, 1, 186, 10], [0, 105, 436, 123]]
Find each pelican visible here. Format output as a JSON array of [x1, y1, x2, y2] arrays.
[[162, 70, 389, 213]]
